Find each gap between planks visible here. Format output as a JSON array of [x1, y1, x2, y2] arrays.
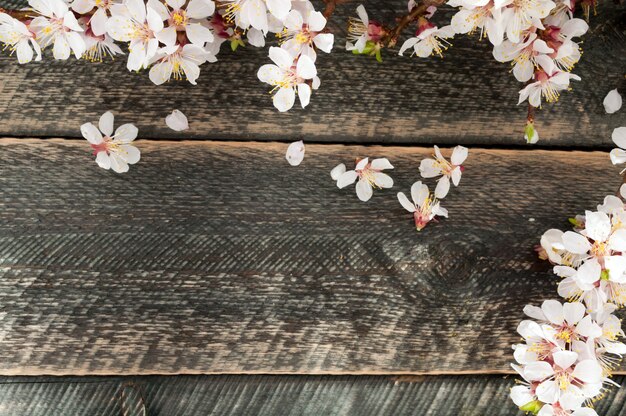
[[0, 137, 615, 155]]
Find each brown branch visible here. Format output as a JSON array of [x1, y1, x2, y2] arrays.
[[0, 8, 33, 21], [527, 103, 535, 124], [385, 0, 446, 48], [322, 0, 351, 20]]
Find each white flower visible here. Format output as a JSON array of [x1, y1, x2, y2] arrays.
[[106, 0, 163, 71], [149, 44, 211, 85], [518, 55, 580, 107], [552, 210, 626, 310], [399, 24, 455, 58], [81, 111, 140, 173], [449, 3, 505, 46], [534, 353, 602, 409], [336, 157, 394, 202], [285, 140, 305, 166], [0, 13, 42, 63], [397, 181, 448, 231], [72, 0, 120, 36], [148, 0, 215, 46], [604, 89, 622, 114], [220, 0, 291, 34], [346, 4, 384, 53], [493, 33, 554, 82], [28, 0, 86, 60], [165, 109, 189, 131], [82, 31, 124, 61], [419, 145, 468, 198], [610, 127, 626, 165], [346, 4, 369, 52], [257, 46, 317, 112], [523, 300, 602, 344], [279, 6, 334, 61], [500, 0, 556, 43], [546, 18, 588, 72]]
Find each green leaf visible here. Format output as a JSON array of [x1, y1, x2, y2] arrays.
[[519, 400, 543, 414], [375, 49, 383, 63]]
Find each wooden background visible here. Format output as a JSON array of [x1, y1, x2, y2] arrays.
[[0, 0, 626, 414]]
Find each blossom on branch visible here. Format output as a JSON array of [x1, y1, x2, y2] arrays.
[[0, 13, 41, 63]]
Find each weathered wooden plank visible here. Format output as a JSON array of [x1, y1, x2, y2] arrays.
[[0, 139, 623, 375], [3, 374, 626, 416], [0, 1, 624, 146]]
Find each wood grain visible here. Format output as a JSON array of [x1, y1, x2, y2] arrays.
[[0, 1, 624, 146], [0, 138, 624, 375], [4, 374, 626, 416]]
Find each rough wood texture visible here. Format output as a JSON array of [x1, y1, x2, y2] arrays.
[[0, 1, 624, 146], [3, 374, 626, 416], [0, 138, 624, 375]]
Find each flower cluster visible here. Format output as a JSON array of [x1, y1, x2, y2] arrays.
[[511, 300, 622, 416], [512, 122, 626, 414], [348, 0, 597, 143], [0, 0, 333, 110], [324, 145, 467, 231]]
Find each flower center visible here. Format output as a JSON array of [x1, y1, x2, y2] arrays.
[[172, 10, 188, 28]]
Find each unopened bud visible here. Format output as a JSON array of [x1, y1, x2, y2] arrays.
[[525, 122, 539, 144]]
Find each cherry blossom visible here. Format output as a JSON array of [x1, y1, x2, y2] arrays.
[[518, 55, 580, 107], [419, 145, 468, 198], [165, 109, 189, 131], [336, 157, 394, 202], [28, 0, 86, 60], [81, 111, 140, 173], [399, 20, 454, 58], [501, 0, 556, 44], [448, 0, 505, 46], [149, 43, 211, 85], [493, 33, 554, 83], [257, 46, 317, 112], [0, 13, 42, 64], [346, 4, 385, 56], [106, 0, 164, 71], [72, 0, 120, 36], [278, 5, 334, 61], [397, 181, 448, 231], [148, 0, 215, 46]]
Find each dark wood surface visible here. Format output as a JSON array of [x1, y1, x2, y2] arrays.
[[0, 1, 624, 147], [1, 139, 623, 375], [4, 374, 626, 416]]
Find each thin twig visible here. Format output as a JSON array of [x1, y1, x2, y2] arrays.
[[527, 103, 535, 124], [386, 0, 445, 48]]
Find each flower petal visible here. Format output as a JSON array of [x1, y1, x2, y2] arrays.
[[397, 192, 416, 213], [337, 170, 358, 188], [81, 122, 103, 144], [330, 163, 346, 181], [355, 179, 373, 202], [285, 140, 305, 166], [98, 111, 114, 137], [603, 89, 622, 114], [165, 109, 189, 132]]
